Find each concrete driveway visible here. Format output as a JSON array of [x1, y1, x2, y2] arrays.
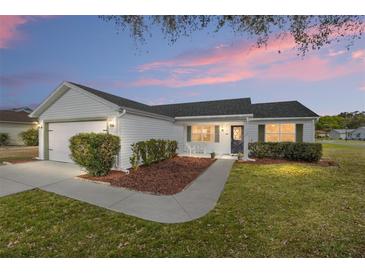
[[0, 160, 234, 223]]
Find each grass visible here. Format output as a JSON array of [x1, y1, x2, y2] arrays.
[[0, 144, 364, 257]]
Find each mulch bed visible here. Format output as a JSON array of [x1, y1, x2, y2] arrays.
[[79, 156, 215, 195], [237, 158, 338, 167]]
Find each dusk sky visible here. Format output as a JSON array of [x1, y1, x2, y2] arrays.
[[0, 15, 364, 115]]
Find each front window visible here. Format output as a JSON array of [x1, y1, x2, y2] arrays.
[[191, 125, 214, 142], [265, 123, 295, 142]]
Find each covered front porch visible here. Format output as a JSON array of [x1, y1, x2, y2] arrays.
[[175, 115, 252, 160]]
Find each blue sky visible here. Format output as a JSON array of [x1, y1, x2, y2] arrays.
[[0, 15, 364, 115]]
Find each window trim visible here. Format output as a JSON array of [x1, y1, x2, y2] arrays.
[[264, 123, 296, 142]]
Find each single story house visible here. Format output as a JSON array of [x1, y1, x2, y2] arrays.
[[350, 127, 365, 140], [0, 109, 38, 145], [29, 82, 319, 170], [328, 129, 354, 140]]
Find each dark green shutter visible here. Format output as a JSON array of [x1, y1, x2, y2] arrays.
[[214, 125, 220, 143], [296, 124, 303, 142], [187, 126, 191, 142], [258, 124, 265, 142]]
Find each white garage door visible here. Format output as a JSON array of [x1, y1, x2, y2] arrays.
[[48, 120, 107, 163]]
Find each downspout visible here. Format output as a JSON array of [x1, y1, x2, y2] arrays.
[[115, 109, 127, 170]]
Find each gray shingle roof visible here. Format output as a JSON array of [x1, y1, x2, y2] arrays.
[[0, 110, 37, 123], [150, 98, 252, 117], [69, 82, 319, 119], [251, 101, 319, 118], [69, 82, 163, 115]]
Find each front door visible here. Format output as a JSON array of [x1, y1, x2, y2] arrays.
[[231, 126, 243, 154]]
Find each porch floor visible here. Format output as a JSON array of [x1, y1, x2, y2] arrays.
[[178, 153, 237, 160]]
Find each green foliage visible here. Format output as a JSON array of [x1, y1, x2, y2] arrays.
[[0, 133, 9, 146], [69, 133, 120, 176], [338, 111, 365, 129], [129, 139, 178, 168], [19, 128, 38, 146], [316, 111, 365, 131], [100, 16, 364, 55], [249, 142, 322, 162], [316, 115, 345, 131]]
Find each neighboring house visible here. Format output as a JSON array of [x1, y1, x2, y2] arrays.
[[30, 82, 319, 170], [350, 127, 365, 140], [0, 109, 38, 145], [328, 129, 354, 140], [11, 106, 33, 113], [315, 130, 329, 139]]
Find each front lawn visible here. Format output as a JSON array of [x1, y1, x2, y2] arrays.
[[0, 144, 364, 257]]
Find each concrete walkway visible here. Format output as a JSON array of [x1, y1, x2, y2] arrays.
[[0, 159, 234, 223]]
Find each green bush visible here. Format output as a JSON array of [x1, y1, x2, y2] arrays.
[[129, 139, 178, 169], [249, 142, 322, 162], [19, 128, 38, 146], [0, 133, 9, 146], [69, 133, 120, 176]]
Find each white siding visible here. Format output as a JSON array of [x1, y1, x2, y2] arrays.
[[0, 122, 36, 145], [118, 113, 182, 169], [39, 88, 117, 121], [246, 119, 316, 143], [177, 120, 245, 155], [350, 128, 365, 140]]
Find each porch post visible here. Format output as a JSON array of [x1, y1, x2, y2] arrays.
[[243, 118, 249, 160]]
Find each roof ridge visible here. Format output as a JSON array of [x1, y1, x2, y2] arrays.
[[152, 97, 251, 107], [251, 100, 298, 105]]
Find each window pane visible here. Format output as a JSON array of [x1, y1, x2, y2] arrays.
[[233, 126, 242, 140], [280, 134, 295, 142], [192, 133, 201, 142], [191, 125, 213, 142], [266, 133, 280, 142], [266, 124, 280, 133], [280, 123, 295, 133]]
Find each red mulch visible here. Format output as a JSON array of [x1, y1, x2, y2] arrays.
[[79, 156, 215, 195], [237, 158, 338, 167]]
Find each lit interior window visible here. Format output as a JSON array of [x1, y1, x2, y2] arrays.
[[265, 123, 295, 142], [191, 125, 214, 142]]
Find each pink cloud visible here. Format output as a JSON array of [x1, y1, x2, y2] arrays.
[[352, 49, 365, 60], [359, 84, 365, 91], [0, 16, 53, 48], [328, 49, 347, 57], [262, 57, 355, 81], [131, 32, 365, 88]]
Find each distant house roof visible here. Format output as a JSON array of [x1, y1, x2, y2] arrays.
[[11, 106, 33, 113], [0, 110, 37, 123], [37, 82, 319, 119]]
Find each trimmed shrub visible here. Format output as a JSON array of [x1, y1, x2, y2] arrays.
[[249, 142, 322, 162], [129, 139, 178, 169], [0, 133, 9, 146], [69, 133, 120, 176], [19, 128, 38, 146]]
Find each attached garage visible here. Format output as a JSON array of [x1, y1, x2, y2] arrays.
[[48, 120, 107, 163]]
